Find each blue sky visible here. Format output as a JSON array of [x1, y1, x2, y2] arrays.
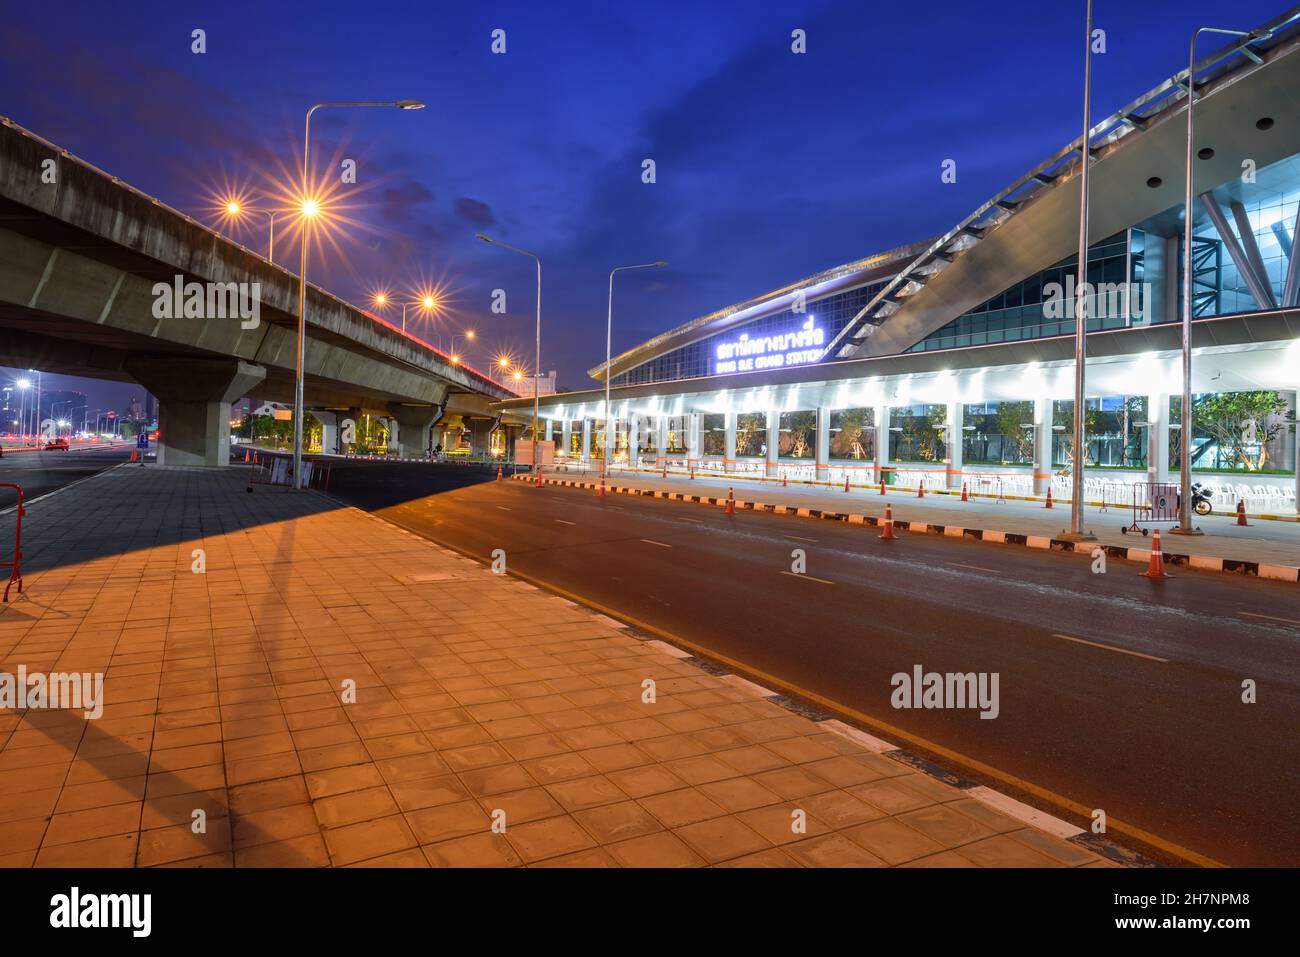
[[0, 0, 1288, 408]]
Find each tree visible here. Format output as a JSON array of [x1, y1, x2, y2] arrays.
[[735, 413, 766, 456], [897, 406, 946, 461], [831, 408, 874, 459], [992, 401, 1034, 462], [780, 411, 816, 457], [1193, 390, 1292, 470]]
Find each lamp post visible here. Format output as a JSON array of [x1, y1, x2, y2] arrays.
[[1065, 0, 1096, 541], [224, 201, 277, 263], [477, 234, 542, 484], [1173, 26, 1264, 534], [293, 99, 424, 490], [604, 261, 667, 477]]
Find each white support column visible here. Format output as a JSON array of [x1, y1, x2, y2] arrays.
[[1148, 393, 1169, 485], [627, 413, 640, 469], [581, 418, 592, 466], [724, 412, 737, 472], [1033, 397, 1051, 496], [656, 415, 668, 467], [765, 409, 779, 478], [946, 400, 963, 489], [815, 406, 830, 482], [561, 420, 572, 461], [1293, 390, 1299, 515], [873, 404, 890, 484], [688, 412, 701, 465]]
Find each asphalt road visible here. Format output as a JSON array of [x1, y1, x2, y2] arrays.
[[322, 458, 1300, 866], [0, 445, 131, 505]]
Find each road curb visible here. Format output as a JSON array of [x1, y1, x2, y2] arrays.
[[514, 474, 1300, 584]]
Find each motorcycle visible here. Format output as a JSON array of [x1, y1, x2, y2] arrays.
[[1190, 482, 1214, 516]]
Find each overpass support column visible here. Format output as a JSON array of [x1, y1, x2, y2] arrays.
[[656, 416, 668, 468], [344, 408, 362, 455], [388, 403, 442, 458], [766, 409, 780, 478], [815, 406, 830, 482], [1147, 393, 1169, 485], [946, 401, 963, 489], [873, 405, 890, 484], [581, 418, 592, 466], [1033, 397, 1051, 496], [320, 414, 338, 456], [124, 357, 265, 467], [724, 413, 737, 472], [467, 418, 494, 459], [561, 420, 572, 461], [687, 413, 701, 466]]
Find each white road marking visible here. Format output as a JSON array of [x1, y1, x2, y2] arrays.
[[640, 539, 672, 548], [1239, 611, 1300, 626], [786, 535, 819, 543], [555, 519, 576, 525], [946, 561, 1000, 573], [495, 505, 513, 511], [780, 571, 835, 585], [1050, 633, 1168, 663]]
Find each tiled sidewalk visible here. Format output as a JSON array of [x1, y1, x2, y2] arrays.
[[0, 465, 1111, 867]]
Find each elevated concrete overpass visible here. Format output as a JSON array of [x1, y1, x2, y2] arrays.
[[0, 117, 518, 464]]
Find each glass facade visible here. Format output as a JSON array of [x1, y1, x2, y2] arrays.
[[961, 400, 1034, 465], [829, 408, 875, 460], [778, 411, 816, 458], [611, 281, 885, 386]]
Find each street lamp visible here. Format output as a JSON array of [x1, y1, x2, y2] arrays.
[[1173, 25, 1267, 534], [604, 261, 667, 476], [223, 199, 277, 263], [293, 99, 424, 490], [477, 233, 542, 485], [1064, 0, 1096, 542]]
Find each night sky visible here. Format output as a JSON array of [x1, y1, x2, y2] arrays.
[[1, 0, 1286, 412]]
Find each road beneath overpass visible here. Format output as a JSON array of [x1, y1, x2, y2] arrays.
[[0, 445, 132, 504], [315, 458, 1300, 867]]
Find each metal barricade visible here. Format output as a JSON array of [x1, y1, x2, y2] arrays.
[[1124, 481, 1179, 535], [1, 483, 24, 602]]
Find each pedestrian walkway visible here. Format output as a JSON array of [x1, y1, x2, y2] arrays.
[[0, 464, 1115, 867], [548, 466, 1300, 578]]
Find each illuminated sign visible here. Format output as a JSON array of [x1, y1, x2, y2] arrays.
[[714, 316, 825, 374]]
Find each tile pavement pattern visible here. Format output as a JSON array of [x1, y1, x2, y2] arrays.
[[0, 466, 1111, 867]]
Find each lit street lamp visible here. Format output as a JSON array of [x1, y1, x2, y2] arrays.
[[477, 233, 542, 484], [293, 99, 424, 490], [603, 261, 667, 477], [225, 199, 277, 263]]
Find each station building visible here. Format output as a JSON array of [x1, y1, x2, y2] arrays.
[[499, 9, 1300, 513]]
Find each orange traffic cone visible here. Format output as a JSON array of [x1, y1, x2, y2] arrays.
[[1044, 487, 1053, 509], [726, 487, 735, 515], [1236, 500, 1249, 526], [1140, 528, 1172, 579], [879, 479, 886, 495], [844, 476, 850, 493], [917, 480, 924, 499], [961, 482, 968, 502], [130, 448, 137, 463], [535, 468, 543, 487], [662, 463, 667, 479], [879, 504, 896, 540], [244, 448, 250, 463], [689, 466, 695, 480], [598, 475, 606, 497], [783, 474, 788, 488], [496, 466, 502, 482]]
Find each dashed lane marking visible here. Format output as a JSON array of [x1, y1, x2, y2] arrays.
[[555, 519, 576, 525], [946, 561, 1001, 573], [780, 571, 835, 585], [1238, 611, 1300, 626], [1051, 633, 1169, 663], [640, 539, 672, 548]]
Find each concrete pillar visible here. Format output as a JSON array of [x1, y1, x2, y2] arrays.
[[766, 409, 780, 478], [581, 418, 592, 465], [603, 409, 616, 465], [123, 357, 265, 467], [656, 415, 668, 466], [561, 420, 572, 460], [343, 407, 362, 454], [688, 413, 701, 465], [388, 403, 441, 458], [1293, 391, 1299, 515], [468, 418, 493, 458], [1148, 393, 1169, 485], [724, 412, 737, 472], [1033, 397, 1051, 495], [946, 400, 963, 489], [628, 413, 640, 469], [815, 406, 830, 481], [873, 404, 890, 484], [320, 416, 338, 455]]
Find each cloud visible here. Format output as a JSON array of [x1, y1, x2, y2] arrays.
[[453, 198, 496, 228]]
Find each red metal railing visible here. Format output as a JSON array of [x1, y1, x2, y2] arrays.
[[1, 483, 25, 602]]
